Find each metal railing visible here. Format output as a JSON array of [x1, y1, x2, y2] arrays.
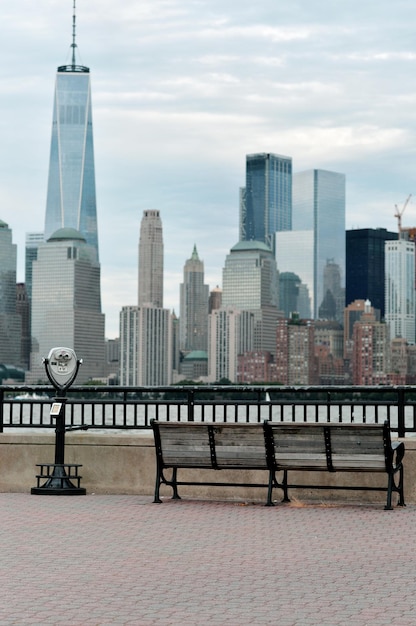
[[0, 385, 415, 437]]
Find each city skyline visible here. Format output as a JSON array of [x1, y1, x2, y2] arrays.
[[3, 0, 416, 338]]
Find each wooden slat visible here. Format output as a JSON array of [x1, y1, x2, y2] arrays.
[[267, 422, 388, 472], [213, 424, 268, 468], [329, 425, 385, 470], [157, 423, 212, 466]]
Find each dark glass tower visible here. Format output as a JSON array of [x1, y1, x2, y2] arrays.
[[346, 228, 397, 318], [240, 153, 292, 250], [44, 6, 98, 257]]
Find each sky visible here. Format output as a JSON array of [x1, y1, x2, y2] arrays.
[[2, 0, 416, 338]]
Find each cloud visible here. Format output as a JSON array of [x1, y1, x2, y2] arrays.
[[3, 0, 416, 338]]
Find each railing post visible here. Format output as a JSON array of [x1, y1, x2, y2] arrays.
[[397, 388, 406, 438], [0, 388, 3, 433], [188, 388, 195, 422]]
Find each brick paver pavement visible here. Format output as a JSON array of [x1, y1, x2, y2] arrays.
[[0, 493, 414, 625]]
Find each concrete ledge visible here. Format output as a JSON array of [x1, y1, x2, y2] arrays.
[[0, 431, 414, 505]]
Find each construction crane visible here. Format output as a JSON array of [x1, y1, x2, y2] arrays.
[[394, 194, 412, 235]]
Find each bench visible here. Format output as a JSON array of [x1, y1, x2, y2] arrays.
[[264, 421, 405, 510], [151, 420, 269, 503], [151, 419, 405, 510]]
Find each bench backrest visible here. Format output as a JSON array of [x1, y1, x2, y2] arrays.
[[151, 421, 268, 470], [152, 422, 213, 468], [264, 421, 389, 472], [329, 424, 387, 471], [212, 423, 268, 469]]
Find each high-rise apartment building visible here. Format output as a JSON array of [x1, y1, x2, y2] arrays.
[[138, 210, 164, 308], [208, 307, 247, 383], [276, 169, 345, 318], [240, 153, 292, 250], [179, 245, 209, 353], [44, 21, 98, 256], [209, 287, 222, 313], [28, 228, 105, 383], [0, 221, 22, 366], [352, 301, 390, 385], [385, 238, 415, 343], [222, 240, 280, 356], [119, 306, 140, 386], [275, 317, 318, 385], [137, 306, 172, 386], [346, 228, 397, 317]]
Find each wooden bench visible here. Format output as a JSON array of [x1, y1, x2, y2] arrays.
[[263, 421, 405, 510], [151, 419, 405, 510], [151, 420, 269, 503]]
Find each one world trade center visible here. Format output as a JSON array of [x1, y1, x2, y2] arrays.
[[44, 5, 99, 258]]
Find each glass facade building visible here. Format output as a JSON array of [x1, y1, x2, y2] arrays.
[[291, 169, 346, 319], [240, 153, 292, 250], [44, 63, 98, 257], [346, 228, 397, 317], [275, 230, 314, 313]]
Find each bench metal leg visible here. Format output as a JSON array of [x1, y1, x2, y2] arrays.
[[265, 470, 275, 506], [397, 466, 405, 507], [153, 467, 182, 503], [385, 474, 394, 511], [385, 467, 406, 510], [153, 464, 163, 503], [281, 470, 290, 503], [171, 468, 181, 500]]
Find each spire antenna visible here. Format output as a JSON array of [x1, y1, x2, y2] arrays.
[[71, 0, 77, 67]]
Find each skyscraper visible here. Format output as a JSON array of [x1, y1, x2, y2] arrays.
[[240, 153, 292, 250], [208, 308, 245, 383], [0, 221, 22, 365], [222, 240, 280, 356], [275, 318, 318, 385], [352, 301, 390, 385], [179, 245, 209, 353], [28, 228, 105, 383], [346, 228, 397, 317], [385, 238, 415, 343], [25, 233, 44, 300], [44, 9, 98, 256], [138, 210, 164, 308], [137, 307, 172, 386], [276, 169, 345, 319], [119, 306, 140, 386]]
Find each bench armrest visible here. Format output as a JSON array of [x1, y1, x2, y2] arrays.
[[391, 441, 405, 468]]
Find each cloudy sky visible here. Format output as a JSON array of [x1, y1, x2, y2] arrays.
[[2, 0, 416, 338]]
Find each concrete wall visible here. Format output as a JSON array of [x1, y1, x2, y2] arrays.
[[0, 431, 414, 505]]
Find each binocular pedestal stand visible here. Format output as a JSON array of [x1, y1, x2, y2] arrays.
[[31, 348, 87, 496]]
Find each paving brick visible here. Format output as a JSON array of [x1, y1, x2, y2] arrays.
[[0, 494, 413, 624]]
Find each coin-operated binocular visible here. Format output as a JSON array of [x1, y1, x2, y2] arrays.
[[44, 347, 82, 392], [31, 347, 86, 496]]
